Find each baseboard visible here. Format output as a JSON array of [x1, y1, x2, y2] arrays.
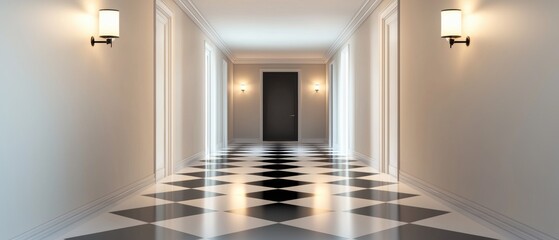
[[400, 171, 557, 240], [155, 168, 165, 181], [232, 138, 260, 143], [352, 151, 379, 169], [300, 138, 327, 143], [13, 174, 155, 240], [174, 151, 205, 172]]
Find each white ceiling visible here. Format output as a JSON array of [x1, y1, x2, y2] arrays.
[[188, 0, 370, 63]]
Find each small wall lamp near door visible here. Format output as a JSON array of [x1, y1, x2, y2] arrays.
[[441, 9, 471, 48], [91, 9, 120, 47], [314, 83, 320, 93], [240, 83, 247, 93]]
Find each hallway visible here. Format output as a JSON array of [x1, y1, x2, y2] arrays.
[[60, 144, 503, 240]]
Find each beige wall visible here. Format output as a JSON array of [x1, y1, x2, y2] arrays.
[[0, 0, 154, 238], [401, 0, 559, 238], [232, 64, 327, 142], [160, 0, 232, 163], [328, 0, 393, 161]]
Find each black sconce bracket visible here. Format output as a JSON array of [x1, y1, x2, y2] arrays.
[[91, 37, 114, 47], [448, 36, 470, 48]]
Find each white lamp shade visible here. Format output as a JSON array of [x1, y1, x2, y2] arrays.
[[314, 83, 320, 91], [441, 9, 462, 38], [240, 83, 246, 91], [99, 9, 119, 38]]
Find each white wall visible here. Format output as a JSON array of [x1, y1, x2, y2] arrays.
[[328, 0, 393, 161], [160, 0, 232, 161], [232, 64, 327, 142], [0, 0, 154, 238], [401, 0, 559, 238]]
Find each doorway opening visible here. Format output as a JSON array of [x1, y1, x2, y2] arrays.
[[155, 1, 173, 181], [261, 71, 301, 142], [379, 1, 399, 178]]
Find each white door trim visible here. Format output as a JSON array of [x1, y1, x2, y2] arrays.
[[379, 0, 399, 178], [155, 0, 174, 180], [259, 69, 302, 142]]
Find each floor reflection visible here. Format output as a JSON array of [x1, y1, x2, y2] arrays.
[[62, 143, 504, 240]]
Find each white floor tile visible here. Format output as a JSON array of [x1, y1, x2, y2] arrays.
[[58, 213, 145, 239], [180, 195, 273, 211], [153, 212, 274, 238], [195, 183, 273, 195], [413, 212, 506, 239], [283, 212, 404, 238], [284, 183, 363, 195], [210, 174, 272, 183]]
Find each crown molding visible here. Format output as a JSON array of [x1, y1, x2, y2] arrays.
[[234, 57, 327, 65], [175, 0, 236, 61], [175, 0, 382, 65], [324, 0, 382, 61]]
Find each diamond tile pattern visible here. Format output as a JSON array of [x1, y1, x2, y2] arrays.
[[65, 143, 501, 240], [228, 203, 328, 222]]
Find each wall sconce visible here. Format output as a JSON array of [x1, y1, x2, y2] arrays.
[[240, 83, 246, 93], [314, 83, 320, 93], [441, 9, 471, 48], [91, 9, 120, 47]]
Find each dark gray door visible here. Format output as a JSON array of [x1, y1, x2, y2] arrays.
[[263, 72, 298, 141]]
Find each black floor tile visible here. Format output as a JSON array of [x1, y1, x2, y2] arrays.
[[261, 159, 299, 164], [355, 224, 496, 240], [163, 179, 230, 188], [111, 203, 213, 223], [329, 179, 396, 188], [251, 171, 304, 178], [260, 155, 298, 159], [228, 203, 328, 222], [337, 189, 417, 201], [246, 179, 311, 188], [246, 189, 313, 202], [65, 224, 199, 240], [261, 164, 300, 170], [144, 189, 223, 202], [350, 203, 449, 222], [208, 224, 346, 240]]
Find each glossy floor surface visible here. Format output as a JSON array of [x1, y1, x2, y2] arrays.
[[59, 144, 505, 240]]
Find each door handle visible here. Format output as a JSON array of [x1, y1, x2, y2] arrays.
[[290, 115, 295, 117]]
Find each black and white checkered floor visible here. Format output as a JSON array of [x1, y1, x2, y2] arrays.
[[61, 143, 505, 240]]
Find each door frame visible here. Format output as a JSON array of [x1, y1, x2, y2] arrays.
[[379, 0, 399, 178], [155, 0, 174, 181], [260, 69, 302, 142]]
